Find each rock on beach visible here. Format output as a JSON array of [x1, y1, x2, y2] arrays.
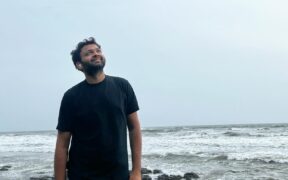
[[0, 165, 12, 171], [26, 167, 198, 180], [30, 176, 55, 180], [141, 167, 199, 180]]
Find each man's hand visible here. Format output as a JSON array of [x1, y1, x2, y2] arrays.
[[129, 170, 141, 180], [127, 112, 142, 180], [54, 131, 71, 180]]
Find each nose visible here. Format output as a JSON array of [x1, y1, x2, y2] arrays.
[[93, 51, 101, 57]]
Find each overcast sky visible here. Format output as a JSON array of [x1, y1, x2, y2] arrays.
[[0, 0, 287, 132]]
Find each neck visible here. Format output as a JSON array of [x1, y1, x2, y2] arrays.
[[84, 71, 105, 84]]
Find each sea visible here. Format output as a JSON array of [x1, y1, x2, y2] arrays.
[[0, 123, 287, 180]]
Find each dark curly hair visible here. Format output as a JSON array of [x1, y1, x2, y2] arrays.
[[70, 37, 101, 66]]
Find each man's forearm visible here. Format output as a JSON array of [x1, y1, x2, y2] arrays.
[[54, 147, 68, 180], [129, 127, 142, 172]]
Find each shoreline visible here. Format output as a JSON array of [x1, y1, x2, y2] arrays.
[[0, 165, 199, 180]]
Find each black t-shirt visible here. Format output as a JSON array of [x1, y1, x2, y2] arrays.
[[57, 75, 139, 179]]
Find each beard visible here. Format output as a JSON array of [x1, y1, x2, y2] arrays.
[[81, 57, 106, 76]]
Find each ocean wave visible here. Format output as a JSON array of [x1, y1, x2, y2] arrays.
[[223, 131, 249, 137], [226, 151, 288, 164], [0, 147, 54, 153], [0, 134, 55, 153], [142, 152, 288, 165], [223, 131, 265, 137], [142, 152, 200, 160], [210, 155, 229, 160], [270, 124, 288, 128], [230, 157, 288, 164], [142, 127, 188, 134], [143, 152, 231, 162]]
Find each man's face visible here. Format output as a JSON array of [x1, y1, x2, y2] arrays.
[[78, 44, 106, 75]]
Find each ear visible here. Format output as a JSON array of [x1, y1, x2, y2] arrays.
[[76, 62, 83, 71]]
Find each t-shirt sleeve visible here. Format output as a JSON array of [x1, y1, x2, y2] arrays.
[[56, 92, 74, 132], [125, 80, 139, 115]]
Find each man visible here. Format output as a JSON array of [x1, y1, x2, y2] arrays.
[[54, 37, 142, 180]]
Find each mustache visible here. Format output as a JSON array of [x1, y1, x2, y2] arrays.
[[91, 55, 105, 61]]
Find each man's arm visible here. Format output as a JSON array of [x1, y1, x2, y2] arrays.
[[54, 131, 71, 180], [127, 112, 142, 179]]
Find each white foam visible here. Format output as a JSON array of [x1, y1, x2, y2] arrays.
[[140, 126, 288, 163], [0, 134, 56, 153]]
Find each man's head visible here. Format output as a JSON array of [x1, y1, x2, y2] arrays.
[[71, 37, 106, 76]]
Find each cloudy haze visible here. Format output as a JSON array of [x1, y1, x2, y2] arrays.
[[0, 0, 287, 132]]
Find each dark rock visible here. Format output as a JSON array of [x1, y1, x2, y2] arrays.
[[0, 165, 12, 171], [268, 160, 277, 164], [228, 170, 237, 173], [157, 174, 169, 180], [0, 168, 9, 171], [140, 168, 199, 180], [184, 172, 199, 179], [2, 165, 12, 168], [153, 169, 163, 174], [141, 168, 152, 174], [142, 174, 152, 180], [157, 174, 183, 180], [169, 175, 183, 180], [212, 155, 228, 160], [30, 176, 55, 180]]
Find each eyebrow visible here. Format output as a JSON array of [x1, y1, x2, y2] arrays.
[[86, 48, 101, 52]]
